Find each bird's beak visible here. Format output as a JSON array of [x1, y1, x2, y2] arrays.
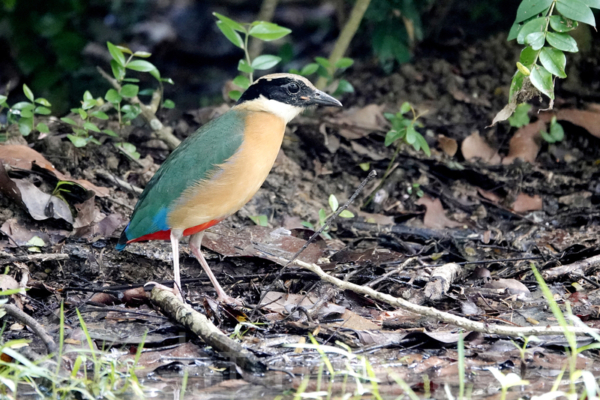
[[308, 90, 343, 107]]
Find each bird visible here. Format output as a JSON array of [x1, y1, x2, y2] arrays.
[[117, 73, 343, 303]]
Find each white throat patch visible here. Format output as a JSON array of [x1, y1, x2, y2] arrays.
[[236, 95, 304, 123]]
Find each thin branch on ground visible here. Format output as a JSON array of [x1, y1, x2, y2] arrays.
[[97, 67, 181, 150], [294, 259, 599, 337], [96, 169, 143, 195], [0, 253, 69, 266], [3, 304, 58, 354]]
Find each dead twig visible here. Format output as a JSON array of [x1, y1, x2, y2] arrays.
[[543, 254, 600, 282], [96, 169, 143, 195], [150, 286, 266, 373], [294, 259, 599, 337], [0, 253, 69, 266], [3, 304, 58, 354]]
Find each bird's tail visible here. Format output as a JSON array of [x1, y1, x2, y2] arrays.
[[116, 224, 129, 251]]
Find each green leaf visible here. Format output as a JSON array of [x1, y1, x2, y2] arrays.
[[105, 88, 122, 104], [162, 99, 175, 109], [107, 42, 126, 66], [385, 129, 405, 146], [416, 133, 431, 156], [11, 102, 34, 111], [546, 32, 579, 52], [110, 60, 125, 81], [20, 108, 33, 118], [83, 122, 100, 132], [126, 60, 157, 72], [77, 108, 87, 120], [549, 15, 579, 32], [120, 84, 139, 98], [23, 84, 34, 102], [133, 51, 152, 58], [216, 21, 244, 49], [315, 57, 330, 69], [162, 77, 174, 84], [335, 79, 354, 94], [540, 130, 556, 143], [581, 0, 600, 8], [406, 125, 417, 144], [233, 75, 251, 89], [525, 32, 545, 50], [89, 137, 102, 145], [238, 59, 254, 74], [229, 90, 242, 101], [34, 106, 51, 115], [122, 104, 141, 120], [67, 134, 88, 147], [26, 236, 45, 247], [550, 118, 565, 141], [35, 97, 51, 107], [539, 47, 567, 78], [301, 221, 315, 229], [249, 215, 269, 226], [300, 63, 319, 76], [91, 111, 109, 120], [517, 17, 545, 45], [339, 210, 354, 218], [61, 117, 78, 126], [519, 47, 539, 67], [400, 102, 411, 114], [509, 71, 525, 102], [556, 0, 595, 26], [213, 12, 246, 32], [116, 45, 133, 54], [335, 57, 354, 69], [149, 69, 161, 81], [530, 65, 555, 99], [83, 90, 93, 101], [249, 22, 291, 41], [18, 118, 33, 136], [359, 162, 370, 171], [81, 99, 96, 110], [328, 194, 339, 212], [0, 94, 7, 105], [103, 129, 118, 137], [318, 208, 327, 225], [36, 122, 49, 133], [507, 20, 524, 41], [251, 54, 281, 70], [515, 0, 553, 23], [508, 103, 532, 127], [116, 142, 140, 159]]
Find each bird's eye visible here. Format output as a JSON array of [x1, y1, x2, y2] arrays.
[[288, 83, 300, 93]]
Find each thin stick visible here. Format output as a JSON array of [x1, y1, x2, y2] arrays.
[[294, 260, 599, 337], [4, 304, 58, 354], [249, 170, 377, 320]]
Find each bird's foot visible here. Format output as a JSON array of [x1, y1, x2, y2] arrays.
[[145, 282, 185, 303]]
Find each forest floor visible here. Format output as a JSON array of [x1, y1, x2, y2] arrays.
[[2, 30, 600, 399]]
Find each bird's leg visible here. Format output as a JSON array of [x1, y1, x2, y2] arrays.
[[189, 232, 242, 305], [170, 229, 185, 302]]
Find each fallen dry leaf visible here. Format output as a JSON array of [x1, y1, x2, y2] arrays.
[[511, 193, 543, 213], [0, 145, 109, 196], [350, 141, 386, 161], [484, 279, 530, 295], [461, 131, 501, 164], [477, 188, 502, 203], [502, 119, 545, 165], [415, 196, 463, 229], [557, 108, 600, 138], [438, 135, 458, 156], [333, 104, 388, 140]]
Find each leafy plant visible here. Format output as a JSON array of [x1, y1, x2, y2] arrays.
[[3, 84, 51, 136], [384, 101, 430, 156], [508, 103, 532, 128], [302, 194, 354, 239], [488, 368, 530, 400], [213, 13, 291, 101], [407, 182, 424, 198], [495, 0, 599, 123], [290, 57, 355, 97], [60, 91, 114, 147], [540, 115, 565, 143]]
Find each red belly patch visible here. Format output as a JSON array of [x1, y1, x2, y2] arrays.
[[126, 219, 221, 243]]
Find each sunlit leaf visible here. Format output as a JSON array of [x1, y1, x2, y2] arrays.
[[107, 42, 126, 66], [556, 0, 595, 26], [530, 65, 554, 99], [23, 84, 34, 102], [248, 22, 291, 41], [251, 54, 281, 70], [216, 21, 244, 49], [540, 47, 567, 78], [549, 15, 579, 32], [126, 60, 157, 72], [213, 12, 246, 32], [546, 32, 579, 52], [328, 194, 339, 212], [233, 75, 251, 89], [515, 0, 553, 23]]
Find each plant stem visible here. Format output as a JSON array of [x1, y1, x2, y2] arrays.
[[244, 31, 253, 82], [316, 0, 372, 89]]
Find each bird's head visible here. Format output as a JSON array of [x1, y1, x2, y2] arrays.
[[235, 73, 343, 123]]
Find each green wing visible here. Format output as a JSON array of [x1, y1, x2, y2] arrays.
[[118, 109, 246, 245]]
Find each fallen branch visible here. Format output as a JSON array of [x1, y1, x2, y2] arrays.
[[97, 67, 181, 150], [0, 253, 69, 266], [96, 169, 143, 195], [543, 254, 600, 282], [150, 286, 266, 373], [3, 304, 58, 354], [294, 260, 599, 337]]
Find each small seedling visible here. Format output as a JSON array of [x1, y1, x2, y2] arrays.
[[213, 13, 291, 100], [302, 194, 354, 238], [290, 56, 355, 97], [249, 215, 269, 226], [5, 84, 51, 136], [540, 116, 564, 144], [384, 101, 430, 156], [407, 182, 424, 198], [60, 91, 115, 147]]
